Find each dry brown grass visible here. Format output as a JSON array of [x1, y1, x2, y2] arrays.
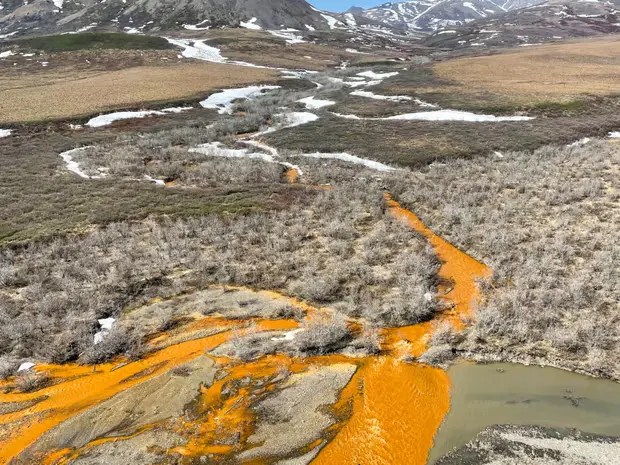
[[202, 29, 386, 71], [434, 36, 620, 101], [0, 61, 278, 124]]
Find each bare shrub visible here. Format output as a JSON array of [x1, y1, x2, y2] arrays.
[[81, 328, 144, 365], [395, 140, 620, 378], [0, 357, 19, 380], [171, 365, 193, 377], [293, 315, 353, 356], [14, 371, 51, 393], [418, 345, 456, 366]]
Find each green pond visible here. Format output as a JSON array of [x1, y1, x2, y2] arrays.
[[428, 362, 620, 463]]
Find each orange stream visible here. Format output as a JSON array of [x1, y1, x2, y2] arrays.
[[309, 195, 490, 465], [0, 195, 490, 465], [311, 358, 450, 465], [381, 194, 492, 358]]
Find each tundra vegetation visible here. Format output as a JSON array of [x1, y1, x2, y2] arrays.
[[392, 140, 620, 379], [0, 39, 618, 388]]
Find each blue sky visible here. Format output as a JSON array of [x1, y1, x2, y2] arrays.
[[310, 0, 394, 12]]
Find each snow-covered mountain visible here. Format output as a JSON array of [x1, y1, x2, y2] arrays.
[[0, 0, 343, 37], [347, 0, 544, 32], [424, 0, 620, 48]]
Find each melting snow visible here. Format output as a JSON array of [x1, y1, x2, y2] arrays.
[[351, 90, 412, 102], [321, 14, 343, 29], [94, 318, 116, 345], [189, 142, 276, 163], [52, 0, 63, 8], [17, 362, 35, 372], [59, 146, 103, 179], [86, 107, 191, 128], [274, 112, 319, 129], [357, 70, 399, 80], [296, 152, 396, 172], [165, 38, 226, 63], [240, 17, 262, 30], [267, 30, 306, 44], [199, 86, 280, 114], [609, 131, 620, 138], [345, 48, 369, 54], [334, 109, 534, 122], [144, 175, 166, 186], [271, 329, 302, 341], [0, 129, 12, 138], [297, 96, 335, 109], [182, 24, 210, 31], [568, 137, 591, 147], [0, 50, 15, 58]]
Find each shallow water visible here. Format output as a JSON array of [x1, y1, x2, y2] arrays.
[[428, 361, 620, 463]]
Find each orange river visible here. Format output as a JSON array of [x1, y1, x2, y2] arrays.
[[0, 194, 490, 465]]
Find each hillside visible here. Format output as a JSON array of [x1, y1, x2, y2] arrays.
[[346, 0, 542, 32], [424, 0, 620, 48], [0, 0, 336, 37]]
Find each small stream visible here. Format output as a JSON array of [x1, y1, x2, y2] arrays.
[[428, 362, 620, 463]]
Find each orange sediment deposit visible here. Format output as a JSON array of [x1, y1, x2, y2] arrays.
[[171, 354, 310, 461], [284, 167, 300, 184], [0, 330, 236, 465], [0, 196, 491, 465], [382, 193, 492, 356], [312, 357, 451, 465]]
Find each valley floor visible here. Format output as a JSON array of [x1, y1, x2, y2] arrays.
[[0, 30, 618, 465]]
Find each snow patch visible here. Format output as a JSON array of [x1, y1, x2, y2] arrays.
[[59, 146, 105, 179], [189, 142, 276, 163], [144, 175, 166, 186], [267, 30, 306, 44], [568, 137, 591, 147], [296, 152, 396, 172], [351, 90, 412, 102], [94, 318, 115, 345], [321, 14, 343, 29], [609, 131, 620, 138], [86, 107, 191, 128], [271, 329, 302, 341], [0, 50, 15, 58], [345, 48, 369, 55], [17, 362, 35, 372], [334, 109, 533, 122], [356, 70, 399, 79], [297, 96, 335, 109], [240, 17, 262, 30], [199, 86, 280, 114], [0, 129, 12, 138], [165, 38, 225, 63]]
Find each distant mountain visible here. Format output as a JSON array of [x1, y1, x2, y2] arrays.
[[347, 0, 543, 32], [424, 0, 620, 48], [0, 0, 339, 37]]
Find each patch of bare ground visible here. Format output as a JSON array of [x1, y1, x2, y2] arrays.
[[0, 60, 279, 124]]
